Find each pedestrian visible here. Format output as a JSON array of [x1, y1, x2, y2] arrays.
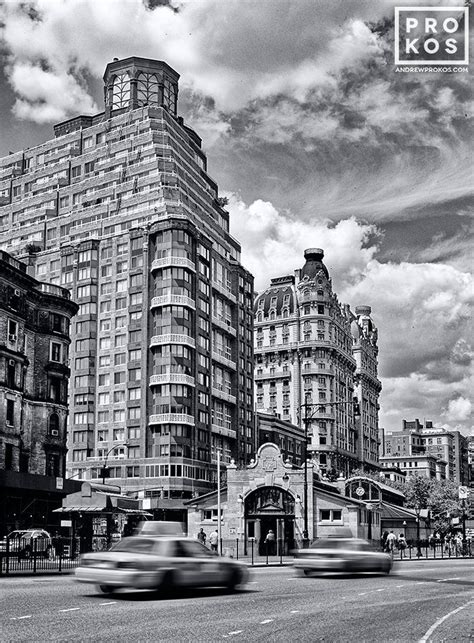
[[264, 529, 276, 555], [398, 534, 407, 552], [197, 528, 207, 545], [385, 531, 397, 553], [209, 529, 219, 552], [381, 530, 389, 552]]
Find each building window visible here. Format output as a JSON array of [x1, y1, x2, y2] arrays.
[[319, 509, 343, 522], [50, 342, 62, 363], [112, 73, 131, 109], [49, 413, 59, 434], [6, 399, 14, 425]]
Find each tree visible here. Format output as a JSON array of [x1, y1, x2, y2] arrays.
[[349, 470, 464, 535]]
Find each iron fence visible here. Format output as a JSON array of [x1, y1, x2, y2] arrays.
[[0, 535, 80, 576]]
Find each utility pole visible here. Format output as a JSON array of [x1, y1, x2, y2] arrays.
[[217, 449, 222, 555]]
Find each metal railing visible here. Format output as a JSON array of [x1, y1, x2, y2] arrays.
[[0, 536, 81, 576]]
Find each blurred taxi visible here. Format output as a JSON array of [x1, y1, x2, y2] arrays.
[[75, 536, 249, 594], [293, 537, 392, 575]]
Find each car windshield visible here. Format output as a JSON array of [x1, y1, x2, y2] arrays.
[[110, 537, 167, 555], [8, 531, 28, 538]]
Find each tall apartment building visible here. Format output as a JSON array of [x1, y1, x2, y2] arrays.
[[254, 248, 381, 477], [0, 57, 255, 518], [381, 419, 469, 484], [0, 250, 78, 530]]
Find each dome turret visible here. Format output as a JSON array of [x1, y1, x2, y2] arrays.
[[300, 248, 329, 280]]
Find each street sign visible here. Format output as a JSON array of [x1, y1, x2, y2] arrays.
[[458, 486, 468, 499]]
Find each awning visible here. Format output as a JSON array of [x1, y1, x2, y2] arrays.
[[53, 506, 152, 516]]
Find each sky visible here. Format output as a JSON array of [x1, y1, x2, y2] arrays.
[[0, 0, 472, 437]]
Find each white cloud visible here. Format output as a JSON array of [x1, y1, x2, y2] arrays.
[[227, 193, 378, 292], [444, 396, 472, 423]]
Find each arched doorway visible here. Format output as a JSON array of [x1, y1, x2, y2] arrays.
[[244, 487, 295, 555]]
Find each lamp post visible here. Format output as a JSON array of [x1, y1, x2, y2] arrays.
[[217, 449, 222, 555], [416, 509, 422, 558], [299, 397, 359, 548]]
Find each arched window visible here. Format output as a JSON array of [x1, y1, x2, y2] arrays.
[[49, 413, 59, 434], [112, 73, 131, 109], [137, 72, 159, 106]]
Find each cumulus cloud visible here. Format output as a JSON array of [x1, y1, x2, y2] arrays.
[[227, 193, 378, 292], [444, 396, 472, 423]]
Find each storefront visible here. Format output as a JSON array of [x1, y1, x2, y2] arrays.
[[54, 481, 150, 553]]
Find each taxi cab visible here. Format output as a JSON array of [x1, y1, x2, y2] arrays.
[[75, 535, 249, 594]]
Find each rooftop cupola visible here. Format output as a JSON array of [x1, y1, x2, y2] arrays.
[[103, 56, 180, 118], [300, 248, 329, 280]]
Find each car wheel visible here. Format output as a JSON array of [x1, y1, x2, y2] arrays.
[[226, 568, 243, 591], [303, 569, 312, 576], [98, 585, 115, 594], [156, 570, 174, 595]]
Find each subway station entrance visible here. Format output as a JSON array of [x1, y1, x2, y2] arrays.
[[244, 486, 295, 555]]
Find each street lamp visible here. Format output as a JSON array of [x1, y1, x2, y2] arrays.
[[415, 509, 422, 558], [299, 396, 359, 547]]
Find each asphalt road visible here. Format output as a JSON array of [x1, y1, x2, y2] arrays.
[[1, 559, 473, 642]]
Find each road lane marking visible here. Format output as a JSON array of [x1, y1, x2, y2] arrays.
[[260, 619, 274, 624], [418, 599, 474, 643], [376, 588, 385, 592], [358, 592, 367, 595], [396, 585, 407, 588], [99, 602, 117, 605], [437, 577, 461, 582], [59, 608, 80, 613], [290, 610, 300, 613], [223, 631, 243, 637], [10, 615, 32, 620]]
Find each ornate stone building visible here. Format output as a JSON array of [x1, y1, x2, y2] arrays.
[[0, 250, 78, 531], [254, 249, 381, 477]]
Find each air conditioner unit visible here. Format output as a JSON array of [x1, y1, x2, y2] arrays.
[[51, 429, 59, 437]]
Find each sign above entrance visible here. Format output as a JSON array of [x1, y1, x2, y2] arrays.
[[263, 457, 277, 472]]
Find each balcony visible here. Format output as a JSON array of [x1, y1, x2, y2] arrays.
[[149, 413, 195, 426], [151, 256, 196, 272], [211, 316, 236, 337], [211, 424, 237, 440], [149, 373, 195, 387], [212, 280, 237, 304], [211, 387, 237, 405], [150, 334, 196, 349], [255, 370, 291, 380], [150, 294, 195, 310], [37, 282, 72, 300], [211, 351, 236, 370]]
